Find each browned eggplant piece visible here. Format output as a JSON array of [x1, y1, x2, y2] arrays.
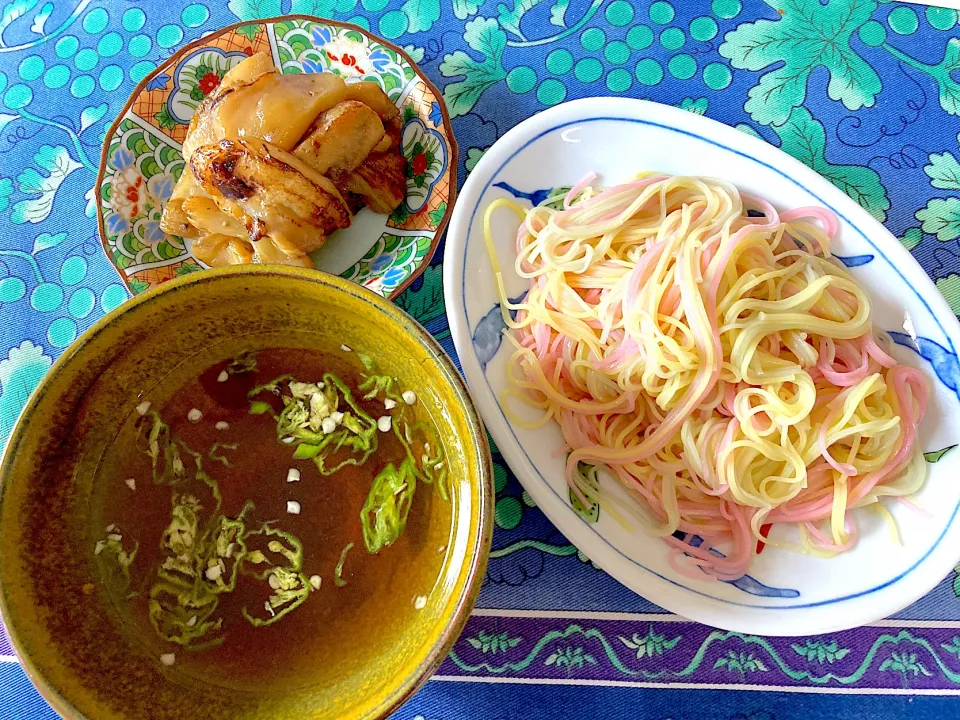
[[213, 72, 348, 151], [162, 56, 412, 268], [191, 232, 255, 267], [181, 196, 249, 238], [293, 100, 385, 176], [159, 169, 209, 237], [336, 151, 407, 215], [182, 52, 276, 162], [343, 82, 400, 125], [344, 192, 366, 215], [190, 138, 351, 255], [159, 198, 196, 239], [250, 236, 313, 267], [183, 55, 349, 161]]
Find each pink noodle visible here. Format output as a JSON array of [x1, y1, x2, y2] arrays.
[[895, 495, 933, 518], [779, 206, 839, 239], [817, 406, 859, 477], [564, 172, 597, 210], [804, 520, 858, 552], [507, 178, 926, 581], [865, 333, 897, 368], [623, 240, 667, 314]]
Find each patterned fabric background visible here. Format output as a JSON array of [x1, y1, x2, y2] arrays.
[[2, 0, 960, 718]]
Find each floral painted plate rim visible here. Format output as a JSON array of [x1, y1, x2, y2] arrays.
[[95, 15, 458, 301]]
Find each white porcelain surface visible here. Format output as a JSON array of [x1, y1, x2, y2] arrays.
[[444, 97, 960, 636]]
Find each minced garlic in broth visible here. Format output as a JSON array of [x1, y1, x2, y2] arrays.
[[94, 348, 449, 690]]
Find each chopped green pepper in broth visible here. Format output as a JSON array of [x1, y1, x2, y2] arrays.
[[361, 456, 418, 554], [99, 349, 450, 656]]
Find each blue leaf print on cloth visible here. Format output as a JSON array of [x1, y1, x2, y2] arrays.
[[11, 145, 83, 225], [0, 340, 52, 447], [31, 232, 66, 254], [0, 177, 13, 211], [79, 104, 107, 134]]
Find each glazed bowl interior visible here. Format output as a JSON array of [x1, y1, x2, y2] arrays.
[[0, 265, 491, 720]]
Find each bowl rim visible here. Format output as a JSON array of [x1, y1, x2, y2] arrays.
[[95, 15, 459, 301], [0, 264, 492, 720], [443, 95, 960, 636]]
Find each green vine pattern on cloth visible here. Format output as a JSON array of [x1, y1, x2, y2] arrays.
[[446, 622, 960, 689]]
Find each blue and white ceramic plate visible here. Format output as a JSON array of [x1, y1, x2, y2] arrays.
[[444, 98, 960, 636]]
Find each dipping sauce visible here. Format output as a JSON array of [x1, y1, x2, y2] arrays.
[[93, 348, 449, 689]]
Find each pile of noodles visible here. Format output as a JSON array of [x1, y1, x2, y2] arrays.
[[484, 174, 928, 581]]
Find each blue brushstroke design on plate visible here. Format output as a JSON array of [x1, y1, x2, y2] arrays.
[[474, 180, 559, 370], [835, 254, 874, 267], [890, 331, 960, 401], [147, 73, 170, 91], [678, 532, 801, 599], [473, 297, 525, 370], [493, 182, 556, 207]]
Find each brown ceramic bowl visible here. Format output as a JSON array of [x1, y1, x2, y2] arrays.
[[0, 265, 492, 719]]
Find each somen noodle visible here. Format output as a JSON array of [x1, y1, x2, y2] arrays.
[[484, 174, 928, 581]]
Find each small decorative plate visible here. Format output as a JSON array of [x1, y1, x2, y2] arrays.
[[96, 16, 457, 299], [445, 97, 960, 636]]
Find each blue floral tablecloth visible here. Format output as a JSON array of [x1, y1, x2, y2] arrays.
[[3, 1, 960, 718]]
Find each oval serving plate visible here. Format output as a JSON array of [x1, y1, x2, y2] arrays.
[[96, 16, 457, 299], [444, 97, 960, 636]]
